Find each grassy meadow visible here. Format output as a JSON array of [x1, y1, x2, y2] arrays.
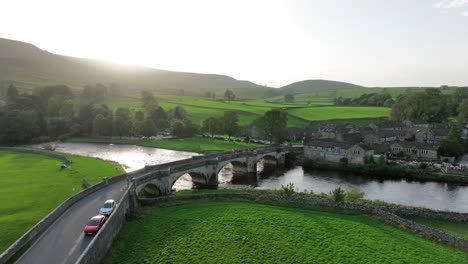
[[0, 150, 124, 252], [66, 137, 262, 152], [288, 106, 391, 121], [104, 200, 468, 264]]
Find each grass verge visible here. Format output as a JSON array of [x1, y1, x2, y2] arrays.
[[0, 149, 124, 252]]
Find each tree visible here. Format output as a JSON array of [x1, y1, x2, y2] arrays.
[[204, 91, 212, 98], [135, 110, 145, 122], [254, 109, 288, 144], [284, 94, 295, 103], [150, 107, 169, 130], [7, 84, 18, 100], [458, 98, 468, 123], [220, 111, 240, 139], [390, 89, 448, 122], [92, 114, 112, 136], [140, 118, 157, 137], [202, 117, 221, 137], [113, 107, 133, 138], [0, 110, 40, 144], [168, 106, 187, 121], [59, 100, 75, 120], [170, 120, 185, 137], [141, 91, 157, 108], [224, 89, 235, 102], [439, 126, 463, 158], [330, 187, 346, 202]]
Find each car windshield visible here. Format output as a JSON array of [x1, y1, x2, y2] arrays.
[[103, 203, 112, 208], [87, 220, 100, 226]]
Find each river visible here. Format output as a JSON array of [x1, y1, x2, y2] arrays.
[[31, 142, 468, 213]]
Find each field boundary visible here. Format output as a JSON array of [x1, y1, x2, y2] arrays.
[[0, 147, 70, 163]]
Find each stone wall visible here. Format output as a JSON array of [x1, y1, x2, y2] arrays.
[[75, 184, 131, 264], [0, 147, 70, 163]]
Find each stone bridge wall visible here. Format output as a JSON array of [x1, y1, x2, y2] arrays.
[[75, 183, 132, 264]]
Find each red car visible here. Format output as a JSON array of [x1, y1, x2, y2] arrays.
[[83, 215, 106, 235]]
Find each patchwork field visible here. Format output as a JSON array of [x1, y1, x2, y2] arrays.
[[105, 96, 390, 127], [0, 150, 124, 252], [104, 200, 467, 264]]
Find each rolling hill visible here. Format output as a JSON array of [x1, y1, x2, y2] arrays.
[[280, 79, 364, 94], [0, 38, 270, 97]]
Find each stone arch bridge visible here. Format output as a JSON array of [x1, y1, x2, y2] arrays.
[[130, 146, 303, 198]]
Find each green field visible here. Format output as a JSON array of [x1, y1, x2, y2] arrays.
[[0, 150, 124, 252], [66, 137, 262, 152], [288, 106, 390, 121], [104, 200, 467, 264], [406, 216, 468, 240]]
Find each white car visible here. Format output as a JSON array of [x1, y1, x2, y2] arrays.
[[99, 199, 116, 215]]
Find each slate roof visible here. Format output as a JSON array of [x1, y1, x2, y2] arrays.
[[305, 139, 352, 149], [390, 141, 439, 151], [341, 133, 363, 144]]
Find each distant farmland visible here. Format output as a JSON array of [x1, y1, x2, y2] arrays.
[[104, 96, 390, 127]]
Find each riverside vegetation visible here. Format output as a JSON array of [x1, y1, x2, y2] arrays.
[[104, 200, 468, 264], [0, 149, 124, 252]]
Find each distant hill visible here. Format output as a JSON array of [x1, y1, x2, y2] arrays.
[[280, 80, 364, 94], [0, 38, 269, 97]]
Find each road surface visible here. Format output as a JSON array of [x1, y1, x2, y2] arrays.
[[16, 180, 128, 264]]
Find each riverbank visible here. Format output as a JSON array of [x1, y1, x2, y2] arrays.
[[302, 158, 468, 184], [0, 149, 124, 253], [103, 199, 468, 264], [65, 137, 261, 153]]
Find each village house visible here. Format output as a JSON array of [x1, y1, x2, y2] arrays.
[[414, 128, 449, 144], [363, 130, 407, 144], [389, 141, 438, 161], [318, 124, 354, 139], [304, 139, 374, 164]]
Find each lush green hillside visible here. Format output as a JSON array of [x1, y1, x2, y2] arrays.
[[280, 79, 363, 94], [0, 150, 124, 252], [104, 200, 468, 264], [0, 38, 270, 98]]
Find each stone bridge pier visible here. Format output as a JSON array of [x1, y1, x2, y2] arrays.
[[131, 146, 303, 200]]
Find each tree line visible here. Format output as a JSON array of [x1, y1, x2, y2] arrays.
[[334, 93, 394, 107]]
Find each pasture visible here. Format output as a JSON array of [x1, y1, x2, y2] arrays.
[[0, 150, 124, 252], [104, 200, 468, 264], [287, 106, 391, 121]]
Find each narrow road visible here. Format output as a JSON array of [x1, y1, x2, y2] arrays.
[[16, 180, 128, 264]]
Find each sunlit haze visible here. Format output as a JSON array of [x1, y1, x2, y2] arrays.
[[1, 0, 468, 87]]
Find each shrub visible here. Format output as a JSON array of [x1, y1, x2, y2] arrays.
[[345, 189, 365, 202], [280, 182, 295, 197], [330, 187, 346, 202]]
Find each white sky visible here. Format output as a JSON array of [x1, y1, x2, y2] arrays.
[[1, 0, 468, 87]]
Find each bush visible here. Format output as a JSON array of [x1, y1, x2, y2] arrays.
[[280, 182, 295, 197], [330, 187, 346, 202], [345, 189, 364, 202]]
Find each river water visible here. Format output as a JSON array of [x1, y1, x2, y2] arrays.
[[31, 142, 468, 213]]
